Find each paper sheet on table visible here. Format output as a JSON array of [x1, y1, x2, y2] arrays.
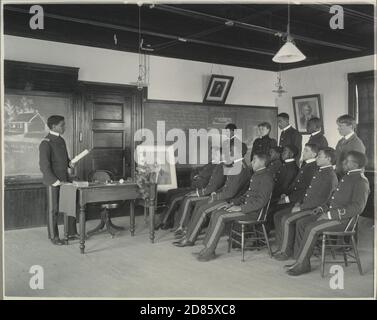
[[71, 149, 90, 164]]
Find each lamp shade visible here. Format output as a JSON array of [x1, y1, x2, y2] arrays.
[[272, 39, 306, 63]]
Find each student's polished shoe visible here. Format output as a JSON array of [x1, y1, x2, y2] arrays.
[[68, 233, 80, 240], [51, 238, 65, 245], [197, 251, 216, 262], [174, 230, 186, 239], [173, 239, 194, 247], [283, 263, 297, 269], [286, 264, 311, 276], [161, 223, 171, 230], [274, 252, 290, 261]]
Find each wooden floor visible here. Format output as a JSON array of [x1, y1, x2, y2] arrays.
[[4, 214, 375, 299]]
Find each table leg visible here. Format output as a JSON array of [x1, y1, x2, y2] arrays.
[[79, 205, 86, 254], [149, 205, 155, 243], [63, 214, 69, 245], [130, 200, 135, 236]]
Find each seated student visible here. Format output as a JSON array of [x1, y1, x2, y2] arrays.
[[285, 151, 370, 276], [307, 117, 328, 149], [266, 143, 319, 229], [157, 150, 218, 230], [271, 144, 299, 203], [273, 147, 338, 260], [250, 122, 277, 161], [173, 144, 250, 247], [172, 148, 226, 235], [267, 146, 283, 179], [192, 152, 274, 262]]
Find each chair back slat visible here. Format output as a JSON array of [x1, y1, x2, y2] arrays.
[[257, 194, 272, 222], [344, 214, 359, 232]]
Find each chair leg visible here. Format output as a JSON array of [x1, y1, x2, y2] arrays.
[[321, 235, 326, 278], [262, 224, 272, 258], [144, 206, 148, 225], [343, 247, 348, 267], [228, 222, 233, 253], [241, 224, 245, 262], [351, 235, 363, 275], [87, 209, 106, 236], [330, 248, 336, 260]]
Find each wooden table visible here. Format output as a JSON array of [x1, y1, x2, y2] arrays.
[[63, 182, 157, 254]]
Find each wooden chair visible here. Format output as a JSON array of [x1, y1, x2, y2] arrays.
[[86, 170, 125, 237], [319, 214, 363, 277], [228, 197, 272, 261]]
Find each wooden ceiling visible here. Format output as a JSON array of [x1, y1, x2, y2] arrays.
[[4, 3, 375, 71]]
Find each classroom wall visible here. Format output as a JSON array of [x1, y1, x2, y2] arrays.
[[277, 55, 376, 148], [4, 35, 276, 107]]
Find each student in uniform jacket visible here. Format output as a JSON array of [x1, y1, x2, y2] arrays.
[[193, 152, 274, 262], [39, 115, 78, 245], [306, 117, 328, 149], [335, 115, 366, 176], [172, 153, 225, 234], [271, 144, 299, 202], [273, 147, 338, 260], [286, 151, 370, 276], [267, 143, 319, 230], [267, 146, 283, 180], [250, 122, 277, 161], [173, 144, 251, 247], [157, 161, 216, 230], [277, 113, 302, 164]]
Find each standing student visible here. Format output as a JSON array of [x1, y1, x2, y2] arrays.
[[335, 115, 366, 176], [307, 117, 328, 149], [250, 122, 277, 161], [278, 113, 302, 164], [286, 151, 370, 276], [39, 115, 78, 245], [194, 152, 274, 262]]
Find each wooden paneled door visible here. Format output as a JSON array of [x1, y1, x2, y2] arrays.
[[80, 84, 139, 180]]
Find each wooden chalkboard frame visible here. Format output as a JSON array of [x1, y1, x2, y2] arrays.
[[4, 89, 76, 184], [142, 99, 278, 167]]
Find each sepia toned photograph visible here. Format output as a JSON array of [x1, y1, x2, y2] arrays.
[[0, 0, 376, 304]]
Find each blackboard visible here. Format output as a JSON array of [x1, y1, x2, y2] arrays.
[[143, 100, 278, 164], [4, 91, 73, 179]]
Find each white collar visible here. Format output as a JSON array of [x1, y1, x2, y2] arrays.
[[284, 158, 295, 163], [305, 158, 316, 164], [311, 130, 321, 136], [256, 167, 266, 172], [319, 165, 333, 170], [348, 169, 362, 174], [344, 132, 355, 140], [49, 130, 60, 137], [282, 124, 292, 132]]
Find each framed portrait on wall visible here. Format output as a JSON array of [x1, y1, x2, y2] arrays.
[[292, 94, 323, 134], [203, 74, 234, 104], [136, 144, 177, 192]]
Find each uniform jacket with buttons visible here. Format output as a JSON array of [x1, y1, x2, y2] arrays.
[[214, 162, 251, 201], [335, 134, 366, 174], [267, 159, 283, 180], [39, 133, 70, 186], [234, 168, 274, 214], [198, 163, 225, 196], [300, 166, 338, 210], [319, 170, 370, 221], [250, 135, 277, 161], [272, 160, 299, 199], [191, 163, 216, 189], [279, 126, 302, 162], [286, 161, 318, 204], [308, 132, 328, 149]]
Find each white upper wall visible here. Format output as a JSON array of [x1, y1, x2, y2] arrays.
[[277, 55, 376, 148], [4, 35, 276, 106]]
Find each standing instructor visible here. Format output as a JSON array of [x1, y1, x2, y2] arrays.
[[39, 115, 78, 245]]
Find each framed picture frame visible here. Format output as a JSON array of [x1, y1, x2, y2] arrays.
[[203, 74, 234, 104], [292, 94, 323, 134], [136, 144, 177, 192]]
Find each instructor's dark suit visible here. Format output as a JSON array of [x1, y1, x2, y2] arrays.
[[39, 132, 77, 239]]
